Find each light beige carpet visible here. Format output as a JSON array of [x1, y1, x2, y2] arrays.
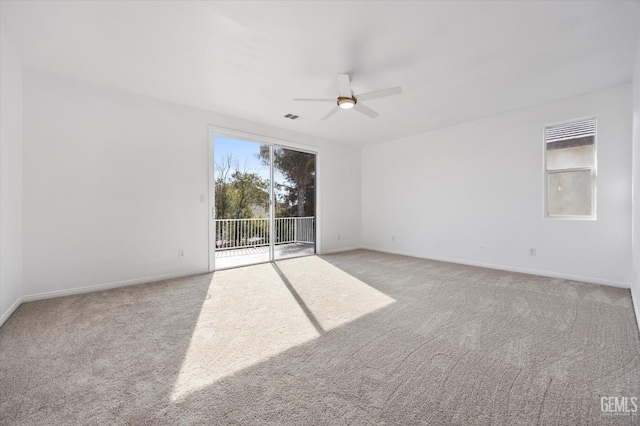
[[1, 250, 639, 425]]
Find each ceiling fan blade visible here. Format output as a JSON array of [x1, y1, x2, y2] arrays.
[[321, 106, 341, 121], [353, 103, 379, 119], [293, 98, 336, 102], [355, 86, 403, 102], [337, 74, 352, 97]]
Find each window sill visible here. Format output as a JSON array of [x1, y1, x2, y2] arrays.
[[545, 215, 596, 221]]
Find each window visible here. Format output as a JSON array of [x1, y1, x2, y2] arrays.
[[544, 118, 596, 218]]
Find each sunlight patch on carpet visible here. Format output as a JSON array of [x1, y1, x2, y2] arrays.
[[171, 257, 394, 401]]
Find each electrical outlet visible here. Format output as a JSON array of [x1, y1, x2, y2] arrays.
[[529, 248, 536, 256], [199, 195, 205, 203], [178, 249, 186, 258], [479, 244, 485, 252], [392, 235, 395, 242], [337, 234, 340, 240]]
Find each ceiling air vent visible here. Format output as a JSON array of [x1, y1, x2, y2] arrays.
[[284, 114, 300, 120]]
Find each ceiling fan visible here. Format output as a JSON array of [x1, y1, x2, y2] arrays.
[[294, 74, 402, 120]]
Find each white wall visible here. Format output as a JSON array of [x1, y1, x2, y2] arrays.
[[362, 84, 632, 287], [632, 35, 640, 326], [0, 31, 23, 324], [22, 68, 360, 299]]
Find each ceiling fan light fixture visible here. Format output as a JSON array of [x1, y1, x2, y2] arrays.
[[337, 97, 356, 109]]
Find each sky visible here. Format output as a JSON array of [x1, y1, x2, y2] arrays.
[[213, 134, 285, 186]]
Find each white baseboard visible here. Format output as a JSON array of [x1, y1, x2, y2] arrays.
[[0, 297, 23, 328], [320, 246, 360, 255], [360, 246, 631, 289], [22, 269, 207, 303], [631, 286, 640, 335]]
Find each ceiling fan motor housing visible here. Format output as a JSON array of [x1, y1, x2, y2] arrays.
[[337, 96, 357, 109]]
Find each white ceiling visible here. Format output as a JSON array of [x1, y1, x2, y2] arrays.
[[2, 1, 639, 146]]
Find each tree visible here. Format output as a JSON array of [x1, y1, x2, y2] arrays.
[[259, 146, 315, 217], [215, 154, 269, 219], [215, 154, 233, 220], [229, 170, 269, 219]]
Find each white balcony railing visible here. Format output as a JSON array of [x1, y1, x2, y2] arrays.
[[215, 216, 314, 250]]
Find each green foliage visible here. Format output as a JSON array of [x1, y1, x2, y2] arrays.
[[259, 145, 315, 217], [215, 154, 269, 219]]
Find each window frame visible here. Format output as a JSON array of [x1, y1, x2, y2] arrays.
[[543, 116, 597, 221]]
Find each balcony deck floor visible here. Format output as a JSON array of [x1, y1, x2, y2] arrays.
[[214, 242, 315, 269]]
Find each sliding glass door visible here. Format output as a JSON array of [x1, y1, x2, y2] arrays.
[[212, 136, 271, 268], [210, 133, 316, 270], [272, 146, 316, 260]]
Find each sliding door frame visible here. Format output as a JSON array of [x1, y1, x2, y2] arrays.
[[207, 125, 321, 272]]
